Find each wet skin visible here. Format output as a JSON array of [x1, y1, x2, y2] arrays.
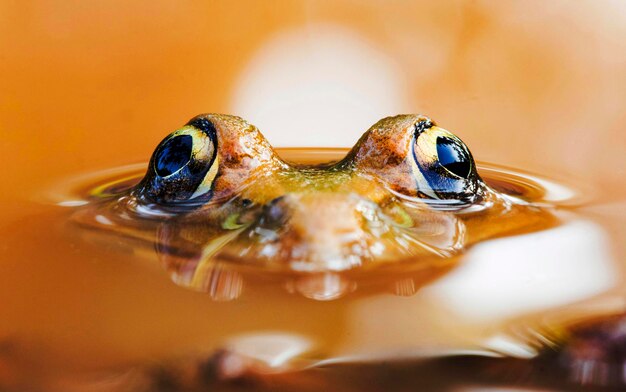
[[76, 114, 555, 292]]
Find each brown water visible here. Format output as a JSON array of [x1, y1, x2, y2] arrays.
[[0, 148, 623, 391]]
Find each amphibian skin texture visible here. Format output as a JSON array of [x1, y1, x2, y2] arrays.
[[139, 114, 482, 206], [79, 114, 554, 275]]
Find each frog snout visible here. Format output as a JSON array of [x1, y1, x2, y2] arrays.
[[258, 193, 370, 233], [251, 192, 389, 271]]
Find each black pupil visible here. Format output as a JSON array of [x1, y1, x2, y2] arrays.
[[436, 136, 471, 178], [155, 135, 193, 177]]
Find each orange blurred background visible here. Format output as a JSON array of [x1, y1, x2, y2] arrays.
[[1, 1, 625, 207]]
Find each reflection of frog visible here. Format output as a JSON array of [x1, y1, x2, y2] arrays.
[[76, 114, 554, 297]]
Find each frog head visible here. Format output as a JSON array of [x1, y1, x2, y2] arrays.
[[134, 114, 487, 272]]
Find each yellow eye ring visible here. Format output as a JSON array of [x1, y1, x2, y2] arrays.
[[410, 123, 477, 200], [140, 122, 220, 206]]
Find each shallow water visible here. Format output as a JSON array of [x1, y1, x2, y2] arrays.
[[1, 148, 623, 391]]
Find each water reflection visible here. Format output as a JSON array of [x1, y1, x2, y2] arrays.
[[67, 160, 565, 303], [335, 217, 616, 358], [151, 209, 463, 301], [283, 273, 355, 301], [425, 218, 617, 321], [224, 333, 313, 369], [156, 223, 245, 300], [154, 212, 456, 301]]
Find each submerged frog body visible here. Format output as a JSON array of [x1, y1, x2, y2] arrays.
[[75, 114, 554, 296]]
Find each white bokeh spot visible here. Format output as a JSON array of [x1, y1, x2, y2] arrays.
[[230, 24, 411, 147]]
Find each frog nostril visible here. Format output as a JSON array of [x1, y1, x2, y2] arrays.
[[262, 196, 291, 227]]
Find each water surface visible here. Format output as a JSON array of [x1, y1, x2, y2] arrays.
[[0, 148, 622, 391]]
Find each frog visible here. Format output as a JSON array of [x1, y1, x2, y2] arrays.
[[74, 113, 555, 298]]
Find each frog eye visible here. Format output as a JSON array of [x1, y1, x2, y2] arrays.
[[410, 120, 479, 200], [139, 118, 219, 206]]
